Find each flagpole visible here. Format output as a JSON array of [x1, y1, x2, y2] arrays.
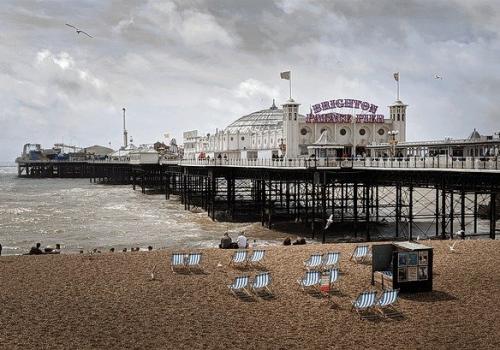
[[289, 74, 292, 100], [397, 78, 400, 100]]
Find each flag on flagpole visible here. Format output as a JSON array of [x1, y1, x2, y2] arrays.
[[393, 72, 399, 81], [280, 71, 291, 80]]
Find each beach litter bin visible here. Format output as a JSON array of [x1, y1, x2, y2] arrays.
[[371, 241, 433, 293]]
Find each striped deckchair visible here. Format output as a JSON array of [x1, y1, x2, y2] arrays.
[[171, 253, 186, 273], [349, 245, 370, 263], [326, 268, 340, 289], [248, 250, 265, 266], [228, 275, 251, 297], [322, 252, 340, 270], [186, 252, 203, 272], [375, 289, 400, 316], [230, 250, 248, 266], [250, 272, 272, 295], [304, 254, 323, 271], [297, 271, 321, 291], [351, 291, 377, 318]]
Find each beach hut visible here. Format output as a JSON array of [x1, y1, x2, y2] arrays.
[[371, 241, 433, 293]]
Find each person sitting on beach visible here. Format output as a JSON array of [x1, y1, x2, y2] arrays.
[[29, 243, 44, 255], [219, 232, 232, 249], [237, 232, 248, 249], [0, 243, 2, 256], [292, 236, 306, 245], [283, 237, 291, 246]]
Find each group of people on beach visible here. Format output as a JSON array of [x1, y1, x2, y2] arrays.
[[219, 231, 249, 249], [28, 243, 61, 255]]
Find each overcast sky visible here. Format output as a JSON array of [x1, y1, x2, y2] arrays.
[[1, 0, 499, 161]]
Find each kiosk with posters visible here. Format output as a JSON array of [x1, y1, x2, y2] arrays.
[[371, 242, 433, 293]]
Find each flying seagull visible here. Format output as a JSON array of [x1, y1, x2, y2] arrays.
[[434, 74, 443, 80], [66, 23, 93, 38], [324, 213, 334, 229]]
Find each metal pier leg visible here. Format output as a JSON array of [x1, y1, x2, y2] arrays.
[[409, 185, 413, 241], [305, 182, 309, 225], [474, 192, 478, 233], [461, 189, 466, 239], [441, 188, 447, 239], [365, 184, 370, 241], [395, 185, 400, 238], [450, 191, 454, 239], [353, 183, 358, 238], [311, 181, 316, 237], [490, 191, 497, 239], [340, 183, 345, 222], [435, 186, 439, 237], [321, 181, 327, 243]]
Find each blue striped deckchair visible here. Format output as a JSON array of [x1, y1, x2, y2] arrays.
[[228, 275, 251, 297], [322, 252, 340, 270], [251, 272, 272, 295], [304, 254, 323, 271], [171, 253, 186, 273], [297, 271, 321, 291], [351, 291, 377, 318], [375, 289, 400, 316], [230, 250, 248, 266], [186, 252, 203, 271], [349, 245, 370, 263], [248, 250, 265, 266]]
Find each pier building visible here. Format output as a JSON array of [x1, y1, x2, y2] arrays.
[[183, 98, 407, 160]]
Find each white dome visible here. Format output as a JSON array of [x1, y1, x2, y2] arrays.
[[224, 101, 305, 134]]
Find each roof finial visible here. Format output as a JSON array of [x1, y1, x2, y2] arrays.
[[270, 99, 277, 110]]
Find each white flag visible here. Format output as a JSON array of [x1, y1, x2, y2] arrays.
[[280, 71, 291, 80], [393, 72, 399, 82]]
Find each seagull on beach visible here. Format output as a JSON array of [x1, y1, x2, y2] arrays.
[[434, 74, 443, 80], [448, 241, 458, 252], [65, 23, 93, 38], [324, 214, 334, 229], [150, 264, 157, 281]]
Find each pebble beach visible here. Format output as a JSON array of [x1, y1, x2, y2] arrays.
[[1, 240, 499, 349]]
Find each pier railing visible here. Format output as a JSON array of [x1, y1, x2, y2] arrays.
[[17, 156, 500, 171], [178, 156, 500, 171]]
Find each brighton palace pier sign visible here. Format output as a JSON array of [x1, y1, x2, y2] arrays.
[[307, 98, 384, 124]]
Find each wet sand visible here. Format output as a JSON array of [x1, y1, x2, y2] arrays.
[[0, 240, 499, 349]]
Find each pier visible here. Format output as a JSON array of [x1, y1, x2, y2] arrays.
[[16, 156, 500, 241]]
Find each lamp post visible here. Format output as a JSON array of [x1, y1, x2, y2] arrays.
[[388, 130, 399, 158]]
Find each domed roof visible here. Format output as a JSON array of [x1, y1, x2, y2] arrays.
[[224, 100, 304, 134]]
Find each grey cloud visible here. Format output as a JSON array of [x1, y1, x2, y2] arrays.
[[0, 0, 499, 161]]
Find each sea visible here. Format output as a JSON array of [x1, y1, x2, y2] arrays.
[[0, 164, 284, 256]]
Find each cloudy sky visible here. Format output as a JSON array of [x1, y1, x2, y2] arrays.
[[1, 0, 499, 161]]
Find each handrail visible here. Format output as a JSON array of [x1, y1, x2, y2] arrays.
[[15, 156, 500, 171]]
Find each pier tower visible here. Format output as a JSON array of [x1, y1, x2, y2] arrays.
[[389, 100, 408, 142], [282, 99, 300, 158]]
